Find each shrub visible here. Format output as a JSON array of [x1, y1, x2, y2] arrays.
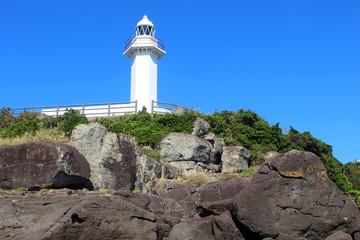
[[348, 190, 360, 208], [344, 162, 360, 190], [0, 108, 15, 129], [58, 109, 88, 137], [2, 120, 39, 138], [98, 112, 197, 147]]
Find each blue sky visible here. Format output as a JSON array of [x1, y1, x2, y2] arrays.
[[0, 0, 359, 164]]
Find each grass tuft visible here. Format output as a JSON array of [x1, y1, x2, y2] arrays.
[[181, 173, 211, 188]]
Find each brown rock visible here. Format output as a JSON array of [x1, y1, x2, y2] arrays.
[[0, 192, 157, 240], [233, 150, 360, 239], [168, 212, 244, 240], [155, 180, 198, 219], [198, 177, 250, 215], [0, 142, 90, 190]]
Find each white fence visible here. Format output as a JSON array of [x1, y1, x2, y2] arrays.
[[9, 100, 179, 118]]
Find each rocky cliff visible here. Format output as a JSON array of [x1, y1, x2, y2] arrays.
[[0, 121, 359, 240]]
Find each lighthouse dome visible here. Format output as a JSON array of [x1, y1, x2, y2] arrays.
[[136, 15, 155, 37]]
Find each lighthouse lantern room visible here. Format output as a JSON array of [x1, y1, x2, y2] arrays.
[[124, 15, 166, 112]]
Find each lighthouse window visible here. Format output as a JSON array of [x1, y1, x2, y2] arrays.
[[137, 25, 154, 36]]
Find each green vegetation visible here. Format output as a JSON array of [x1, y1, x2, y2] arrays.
[[0, 108, 358, 206], [97, 112, 197, 147], [142, 146, 162, 161], [239, 165, 262, 178], [348, 190, 360, 208], [0, 128, 68, 146], [344, 162, 360, 190], [0, 108, 88, 140]]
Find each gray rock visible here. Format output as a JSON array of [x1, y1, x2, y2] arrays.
[[171, 106, 188, 115], [135, 154, 177, 193], [0, 142, 90, 190], [233, 150, 360, 239], [204, 133, 224, 164], [168, 161, 219, 176], [265, 151, 279, 161], [70, 122, 137, 191], [156, 132, 214, 163], [221, 146, 250, 173], [325, 231, 352, 240], [192, 117, 210, 137]]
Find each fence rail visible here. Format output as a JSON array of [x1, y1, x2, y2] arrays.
[[151, 100, 178, 114], [8, 100, 180, 117], [10, 101, 138, 118]]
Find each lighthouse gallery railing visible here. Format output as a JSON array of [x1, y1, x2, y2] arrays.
[[124, 36, 165, 51]]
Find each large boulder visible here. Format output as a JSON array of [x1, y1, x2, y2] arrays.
[[0, 142, 90, 190], [233, 150, 360, 239], [156, 132, 214, 164], [0, 192, 158, 240], [221, 146, 250, 173], [69, 122, 137, 191]]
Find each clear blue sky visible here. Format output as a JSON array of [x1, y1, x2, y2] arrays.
[[1, 0, 359, 164]]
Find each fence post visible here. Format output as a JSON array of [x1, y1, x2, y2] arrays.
[[108, 103, 111, 117], [31, 106, 34, 113], [151, 100, 154, 114], [135, 101, 137, 113], [82, 104, 85, 115], [56, 106, 59, 117]]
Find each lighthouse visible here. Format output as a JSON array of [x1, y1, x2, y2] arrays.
[[124, 15, 166, 112]]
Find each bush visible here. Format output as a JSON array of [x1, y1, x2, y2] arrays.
[[0, 108, 15, 129], [58, 109, 88, 137], [348, 190, 360, 207], [98, 112, 197, 147], [2, 120, 39, 138], [344, 162, 360, 190]]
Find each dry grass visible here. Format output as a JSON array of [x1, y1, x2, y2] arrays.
[[0, 128, 68, 145], [239, 165, 262, 178], [180, 173, 211, 188]]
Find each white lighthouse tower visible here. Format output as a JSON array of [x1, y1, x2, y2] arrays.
[[124, 15, 166, 112]]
